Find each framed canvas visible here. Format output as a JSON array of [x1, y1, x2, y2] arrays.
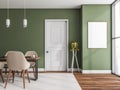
[[88, 22, 107, 48]]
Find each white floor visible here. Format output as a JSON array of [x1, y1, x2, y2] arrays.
[[0, 73, 82, 90]]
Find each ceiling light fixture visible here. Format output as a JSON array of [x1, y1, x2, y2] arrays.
[[23, 0, 27, 28], [6, 0, 10, 28]]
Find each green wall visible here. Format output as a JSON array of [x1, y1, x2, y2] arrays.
[[0, 9, 81, 68], [0, 6, 111, 70], [81, 5, 111, 70]]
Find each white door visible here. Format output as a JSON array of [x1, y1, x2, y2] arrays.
[[112, 1, 120, 75], [45, 19, 68, 71]]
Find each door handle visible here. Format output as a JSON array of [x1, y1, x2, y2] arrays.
[[46, 51, 49, 53]]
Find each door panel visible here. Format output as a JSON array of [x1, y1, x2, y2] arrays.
[[45, 20, 68, 71]]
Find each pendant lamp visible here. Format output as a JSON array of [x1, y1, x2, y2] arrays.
[[6, 0, 10, 28], [23, 0, 27, 28]]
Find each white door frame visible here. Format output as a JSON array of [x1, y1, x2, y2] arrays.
[[112, 1, 115, 74], [112, 0, 120, 75], [45, 19, 69, 71]]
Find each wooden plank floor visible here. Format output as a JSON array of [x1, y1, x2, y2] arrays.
[[74, 73, 120, 90]]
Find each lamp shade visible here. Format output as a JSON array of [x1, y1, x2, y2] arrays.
[[23, 19, 27, 28], [6, 19, 10, 28]]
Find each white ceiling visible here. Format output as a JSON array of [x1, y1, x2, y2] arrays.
[[0, 0, 115, 9]]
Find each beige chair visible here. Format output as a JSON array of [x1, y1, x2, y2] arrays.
[[4, 51, 16, 74], [0, 62, 4, 83], [25, 51, 38, 75], [4, 51, 30, 89]]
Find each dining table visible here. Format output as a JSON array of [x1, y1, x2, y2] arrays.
[[0, 56, 40, 81]]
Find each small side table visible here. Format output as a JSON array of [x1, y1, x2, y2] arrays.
[[71, 49, 80, 73]]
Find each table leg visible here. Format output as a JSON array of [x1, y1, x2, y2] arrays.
[[5, 68, 7, 75], [4, 64, 8, 75], [34, 60, 38, 80]]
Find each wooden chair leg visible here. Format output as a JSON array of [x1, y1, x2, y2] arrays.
[[0, 69, 4, 83], [33, 67, 34, 73], [21, 70, 23, 77], [12, 71, 15, 83], [4, 70, 12, 88], [26, 70, 30, 83], [22, 70, 25, 89]]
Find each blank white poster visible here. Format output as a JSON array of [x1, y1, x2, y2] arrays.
[[88, 22, 107, 48]]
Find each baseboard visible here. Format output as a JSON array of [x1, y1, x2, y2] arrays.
[[3, 68, 111, 74], [82, 70, 111, 74], [30, 68, 82, 72], [3, 68, 83, 73], [67, 68, 82, 72], [38, 68, 45, 71], [29, 68, 45, 72], [2, 68, 45, 73]]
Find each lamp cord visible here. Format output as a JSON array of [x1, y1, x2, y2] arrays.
[[7, 0, 9, 19], [24, 0, 26, 19]]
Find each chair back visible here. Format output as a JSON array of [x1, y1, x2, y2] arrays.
[[0, 63, 4, 69], [7, 51, 30, 70], [25, 51, 38, 57], [4, 51, 16, 65], [5, 51, 16, 56]]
